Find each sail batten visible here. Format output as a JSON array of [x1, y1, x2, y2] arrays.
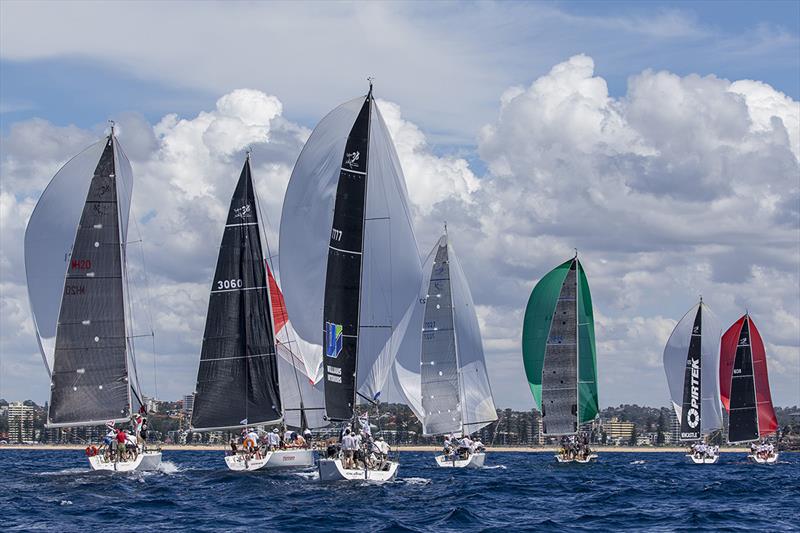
[[191, 159, 282, 431]]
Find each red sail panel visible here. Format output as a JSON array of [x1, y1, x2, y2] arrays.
[[719, 316, 744, 412], [748, 317, 778, 437], [267, 264, 288, 334]]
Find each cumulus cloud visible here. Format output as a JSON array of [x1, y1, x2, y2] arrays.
[[1, 56, 798, 409]]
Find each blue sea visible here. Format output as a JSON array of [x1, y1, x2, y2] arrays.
[[1, 450, 798, 531]]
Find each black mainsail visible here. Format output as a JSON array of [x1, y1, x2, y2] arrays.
[[191, 157, 282, 430], [48, 136, 132, 426], [727, 318, 758, 442], [679, 305, 702, 440], [321, 91, 372, 421]]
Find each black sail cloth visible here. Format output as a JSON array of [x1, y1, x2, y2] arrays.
[[191, 159, 282, 430], [322, 94, 372, 422]]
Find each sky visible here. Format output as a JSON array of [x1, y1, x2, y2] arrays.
[[1, 0, 798, 411]]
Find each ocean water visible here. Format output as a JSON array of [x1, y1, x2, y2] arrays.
[[1, 450, 798, 532]]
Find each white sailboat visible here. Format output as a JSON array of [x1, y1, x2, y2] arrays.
[[25, 126, 161, 471], [663, 298, 724, 464], [279, 81, 423, 482], [393, 229, 497, 468], [190, 155, 326, 472]]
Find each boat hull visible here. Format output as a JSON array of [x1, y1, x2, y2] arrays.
[[555, 453, 598, 464], [435, 452, 486, 468], [686, 454, 719, 464], [265, 449, 315, 468], [748, 453, 778, 464], [88, 451, 162, 472], [318, 458, 398, 482], [225, 451, 274, 472]]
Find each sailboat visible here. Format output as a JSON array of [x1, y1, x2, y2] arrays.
[[663, 298, 723, 464], [521, 254, 599, 463], [190, 155, 325, 472], [25, 126, 161, 471], [279, 81, 423, 482], [720, 313, 779, 464], [392, 229, 497, 468]]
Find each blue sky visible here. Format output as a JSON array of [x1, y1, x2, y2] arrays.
[[1, 1, 798, 409]]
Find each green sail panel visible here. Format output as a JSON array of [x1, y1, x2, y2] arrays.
[[577, 261, 599, 424], [521, 259, 572, 412]]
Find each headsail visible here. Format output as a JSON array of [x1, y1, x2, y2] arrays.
[[663, 300, 723, 440], [720, 314, 778, 442], [25, 134, 137, 427], [522, 257, 598, 435], [191, 158, 282, 431], [279, 87, 422, 421]]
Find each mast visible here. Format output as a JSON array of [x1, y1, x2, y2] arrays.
[[574, 252, 579, 434]]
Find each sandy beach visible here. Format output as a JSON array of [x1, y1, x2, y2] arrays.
[[0, 444, 762, 453]]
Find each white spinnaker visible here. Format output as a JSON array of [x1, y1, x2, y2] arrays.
[[356, 100, 423, 401], [276, 341, 328, 429], [24, 139, 111, 375], [279, 95, 422, 402], [279, 97, 363, 346], [449, 240, 497, 433], [663, 302, 723, 434]]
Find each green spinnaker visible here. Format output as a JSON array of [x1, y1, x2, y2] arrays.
[[521, 258, 599, 427]]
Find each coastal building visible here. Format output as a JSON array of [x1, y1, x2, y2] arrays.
[[603, 417, 635, 445], [668, 408, 681, 443], [182, 394, 195, 415], [8, 402, 35, 443]]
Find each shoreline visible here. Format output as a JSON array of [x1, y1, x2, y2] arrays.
[[0, 444, 781, 453]]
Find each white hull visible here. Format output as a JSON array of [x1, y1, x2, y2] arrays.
[[555, 453, 598, 463], [687, 454, 719, 464], [748, 453, 779, 464], [88, 451, 162, 472], [435, 452, 485, 468], [225, 451, 273, 472], [265, 448, 315, 468], [318, 458, 398, 482]]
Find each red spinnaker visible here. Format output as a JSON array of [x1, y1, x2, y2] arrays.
[[719, 316, 743, 412], [267, 264, 288, 335], [719, 314, 778, 438], [748, 316, 778, 437]]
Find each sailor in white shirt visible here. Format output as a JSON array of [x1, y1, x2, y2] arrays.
[[268, 428, 280, 450], [341, 429, 357, 469]]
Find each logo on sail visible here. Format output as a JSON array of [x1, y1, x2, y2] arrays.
[[325, 321, 343, 359], [687, 358, 700, 429], [344, 151, 360, 169], [739, 336, 748, 346], [233, 204, 252, 219]]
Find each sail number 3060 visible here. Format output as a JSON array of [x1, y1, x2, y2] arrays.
[[217, 279, 243, 290]]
